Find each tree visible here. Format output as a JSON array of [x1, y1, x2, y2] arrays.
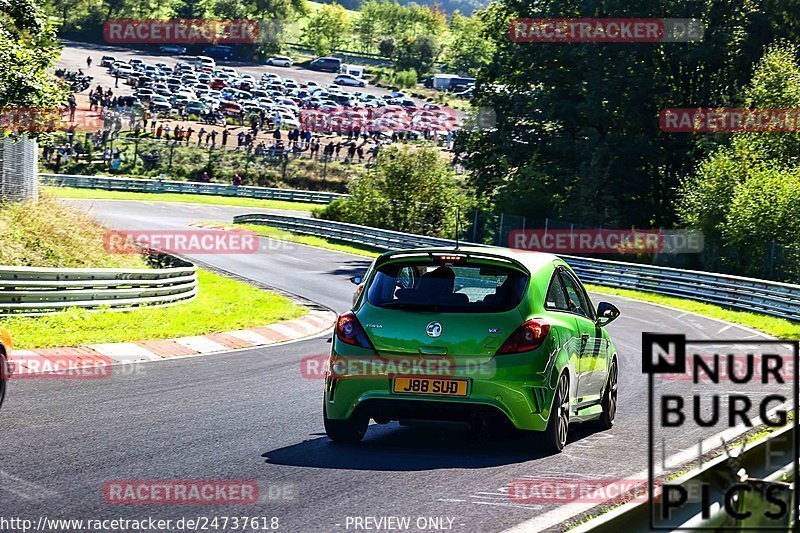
[[678, 43, 800, 279], [444, 11, 494, 76], [0, 0, 65, 113], [394, 34, 440, 75], [301, 2, 350, 56], [316, 145, 470, 238], [378, 37, 395, 58], [464, 0, 800, 229]]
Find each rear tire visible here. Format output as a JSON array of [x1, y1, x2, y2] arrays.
[[324, 404, 368, 444], [596, 358, 618, 430], [542, 373, 570, 453]]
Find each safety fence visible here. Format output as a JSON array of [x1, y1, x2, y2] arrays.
[[40, 173, 346, 204]]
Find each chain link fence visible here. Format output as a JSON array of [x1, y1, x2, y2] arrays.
[[0, 135, 38, 203]]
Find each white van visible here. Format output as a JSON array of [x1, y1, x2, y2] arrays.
[[195, 56, 216, 71], [339, 64, 365, 78]]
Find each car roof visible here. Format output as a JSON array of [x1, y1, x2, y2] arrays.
[[375, 246, 562, 273]]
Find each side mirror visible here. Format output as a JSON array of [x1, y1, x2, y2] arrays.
[[349, 276, 363, 285], [595, 302, 620, 326]]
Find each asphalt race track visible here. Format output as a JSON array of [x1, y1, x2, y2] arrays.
[[0, 199, 769, 532]]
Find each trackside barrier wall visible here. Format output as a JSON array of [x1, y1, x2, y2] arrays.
[[0, 253, 198, 316], [40, 174, 347, 204], [233, 213, 800, 323]]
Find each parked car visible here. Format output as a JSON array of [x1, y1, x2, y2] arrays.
[[455, 86, 474, 99], [195, 55, 216, 71], [186, 100, 209, 114], [100, 55, 116, 67], [159, 44, 187, 55], [323, 247, 621, 453], [203, 45, 234, 61], [0, 327, 12, 409], [219, 100, 243, 116], [266, 56, 293, 67], [309, 57, 342, 73]]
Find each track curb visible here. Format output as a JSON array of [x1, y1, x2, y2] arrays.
[[7, 309, 336, 376]]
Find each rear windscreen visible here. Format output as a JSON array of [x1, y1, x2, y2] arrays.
[[366, 262, 528, 313]]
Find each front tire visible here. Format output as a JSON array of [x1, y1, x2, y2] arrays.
[[596, 358, 618, 430], [324, 403, 368, 444], [542, 373, 570, 453]]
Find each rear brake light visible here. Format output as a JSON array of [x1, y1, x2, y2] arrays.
[[496, 319, 550, 355], [335, 311, 374, 349]]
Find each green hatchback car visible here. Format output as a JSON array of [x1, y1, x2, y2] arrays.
[[323, 247, 620, 453]]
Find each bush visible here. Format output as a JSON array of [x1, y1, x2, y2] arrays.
[[393, 69, 418, 89], [315, 144, 470, 238]]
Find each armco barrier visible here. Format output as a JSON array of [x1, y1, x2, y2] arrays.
[[40, 174, 346, 204], [0, 254, 198, 316], [233, 213, 800, 322], [569, 424, 796, 532]]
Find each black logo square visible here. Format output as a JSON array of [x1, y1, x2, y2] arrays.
[[642, 333, 686, 374]]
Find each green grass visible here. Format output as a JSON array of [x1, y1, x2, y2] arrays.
[[43, 186, 319, 212], [232, 222, 382, 257], [1, 270, 306, 349], [587, 284, 800, 339], [0, 198, 147, 269]]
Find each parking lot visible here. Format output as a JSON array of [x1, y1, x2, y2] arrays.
[[57, 41, 460, 143]]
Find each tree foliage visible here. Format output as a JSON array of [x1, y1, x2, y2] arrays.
[[464, 0, 800, 229], [678, 43, 800, 279], [301, 2, 350, 55], [316, 145, 470, 238], [0, 0, 65, 114], [443, 11, 493, 76]]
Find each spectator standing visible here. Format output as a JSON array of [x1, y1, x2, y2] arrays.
[[222, 128, 229, 146]]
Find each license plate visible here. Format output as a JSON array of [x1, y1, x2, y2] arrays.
[[392, 377, 468, 397]]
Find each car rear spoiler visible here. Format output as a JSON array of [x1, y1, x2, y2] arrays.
[[374, 249, 530, 275]]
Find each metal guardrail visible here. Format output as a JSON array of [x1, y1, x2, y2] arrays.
[[0, 253, 198, 316], [571, 425, 796, 532], [40, 174, 347, 204], [233, 213, 800, 323]]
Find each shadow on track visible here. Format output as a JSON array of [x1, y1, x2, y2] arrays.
[[328, 260, 372, 279], [262, 422, 603, 471]]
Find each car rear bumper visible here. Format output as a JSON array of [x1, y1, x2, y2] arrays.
[[324, 367, 558, 432]]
